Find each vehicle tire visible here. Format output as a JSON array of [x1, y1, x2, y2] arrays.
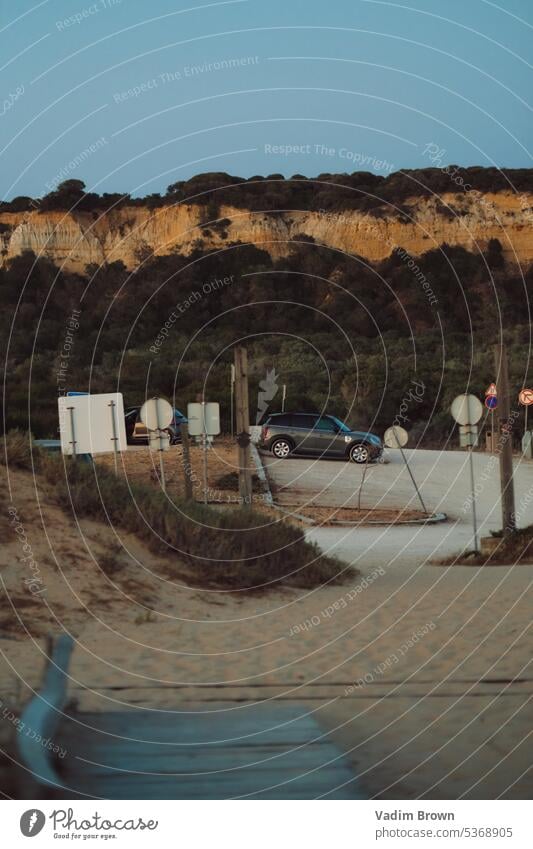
[[271, 438, 292, 459], [349, 443, 370, 464]]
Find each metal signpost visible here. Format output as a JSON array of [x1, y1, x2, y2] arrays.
[[383, 425, 428, 514], [518, 388, 533, 458], [108, 399, 119, 474], [230, 364, 235, 438], [451, 393, 483, 552], [187, 401, 221, 504], [140, 397, 174, 493]]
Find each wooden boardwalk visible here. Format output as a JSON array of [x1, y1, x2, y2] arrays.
[[54, 702, 363, 799]]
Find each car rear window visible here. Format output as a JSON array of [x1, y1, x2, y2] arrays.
[[267, 414, 293, 426], [293, 414, 318, 428]]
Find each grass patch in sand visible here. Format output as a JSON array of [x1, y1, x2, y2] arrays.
[[1, 431, 351, 591], [437, 527, 533, 567]]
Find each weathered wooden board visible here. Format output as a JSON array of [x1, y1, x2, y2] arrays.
[[56, 703, 363, 799]]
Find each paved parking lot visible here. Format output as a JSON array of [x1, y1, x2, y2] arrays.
[[262, 448, 533, 572]]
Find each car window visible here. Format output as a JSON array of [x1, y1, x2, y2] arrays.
[[314, 417, 336, 432], [293, 415, 318, 429], [329, 415, 350, 433], [268, 414, 293, 427]]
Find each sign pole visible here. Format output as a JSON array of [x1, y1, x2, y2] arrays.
[[109, 400, 119, 475], [230, 364, 235, 438], [68, 406, 77, 459], [180, 422, 193, 500], [451, 394, 483, 552], [468, 441, 479, 552], [494, 343, 516, 537], [282, 384, 286, 413], [393, 427, 428, 514], [202, 400, 208, 505], [155, 399, 166, 493], [234, 346, 253, 508]]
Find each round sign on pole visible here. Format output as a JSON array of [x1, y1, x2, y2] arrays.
[[450, 394, 483, 426], [140, 397, 173, 431], [484, 395, 498, 410], [383, 425, 408, 448], [518, 388, 533, 406]]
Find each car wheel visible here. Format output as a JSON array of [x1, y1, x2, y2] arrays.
[[271, 438, 292, 459], [349, 443, 370, 464]]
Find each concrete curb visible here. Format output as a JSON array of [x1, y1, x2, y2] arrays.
[[325, 511, 448, 527]]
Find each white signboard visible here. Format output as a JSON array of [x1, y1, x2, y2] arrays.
[[187, 402, 221, 436], [58, 393, 127, 455]]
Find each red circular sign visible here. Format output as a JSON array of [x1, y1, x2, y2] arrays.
[[519, 388, 533, 406]]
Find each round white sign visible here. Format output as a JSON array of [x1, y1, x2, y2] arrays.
[[384, 425, 409, 448], [450, 394, 483, 425], [140, 397, 173, 430]]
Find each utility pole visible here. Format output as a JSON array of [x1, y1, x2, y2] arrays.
[[234, 346, 253, 508], [230, 363, 235, 438], [180, 422, 193, 500], [494, 342, 516, 537]]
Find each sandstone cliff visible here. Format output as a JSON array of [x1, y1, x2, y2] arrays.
[[0, 191, 531, 274]]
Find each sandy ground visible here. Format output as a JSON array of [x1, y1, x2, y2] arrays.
[[1, 454, 531, 799], [96, 439, 258, 503]]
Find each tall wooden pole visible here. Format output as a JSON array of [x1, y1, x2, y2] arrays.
[[180, 422, 193, 500], [494, 342, 516, 537], [234, 346, 253, 508]]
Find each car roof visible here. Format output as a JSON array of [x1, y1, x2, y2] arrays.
[[268, 411, 338, 419]]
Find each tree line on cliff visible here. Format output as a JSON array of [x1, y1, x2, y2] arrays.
[[2, 234, 532, 443], [2, 166, 533, 217]]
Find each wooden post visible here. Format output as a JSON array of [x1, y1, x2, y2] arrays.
[[180, 422, 193, 500], [494, 342, 516, 537], [234, 346, 253, 508]]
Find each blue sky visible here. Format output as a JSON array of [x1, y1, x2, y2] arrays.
[[1, 0, 532, 198]]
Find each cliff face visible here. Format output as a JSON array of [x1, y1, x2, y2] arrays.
[[0, 191, 531, 274]]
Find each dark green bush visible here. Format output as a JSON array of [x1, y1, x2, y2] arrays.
[[41, 453, 348, 591]]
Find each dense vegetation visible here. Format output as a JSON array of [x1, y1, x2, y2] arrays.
[[2, 222, 532, 446], [1, 431, 347, 590], [2, 166, 532, 216]]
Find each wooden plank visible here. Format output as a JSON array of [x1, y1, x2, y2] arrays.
[[55, 703, 363, 799], [17, 634, 74, 797]]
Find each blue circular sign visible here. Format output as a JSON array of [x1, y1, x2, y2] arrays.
[[485, 395, 498, 410]]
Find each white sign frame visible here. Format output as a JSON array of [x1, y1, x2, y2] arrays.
[[187, 402, 221, 436], [58, 393, 127, 456]]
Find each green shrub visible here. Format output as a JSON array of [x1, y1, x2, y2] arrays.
[[41, 453, 349, 590], [0, 430, 41, 471]]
